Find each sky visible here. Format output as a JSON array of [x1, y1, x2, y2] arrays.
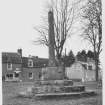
[[0, 0, 99, 58]]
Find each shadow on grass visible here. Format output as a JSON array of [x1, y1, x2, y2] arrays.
[[14, 92, 97, 101], [35, 92, 97, 100]]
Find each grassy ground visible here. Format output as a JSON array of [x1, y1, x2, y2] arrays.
[[2, 81, 102, 105]]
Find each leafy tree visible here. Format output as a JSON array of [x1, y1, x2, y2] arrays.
[[81, 50, 86, 56], [62, 50, 75, 67], [76, 50, 87, 62], [87, 50, 94, 58]]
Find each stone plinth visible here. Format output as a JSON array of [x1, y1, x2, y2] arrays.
[[42, 66, 64, 80], [41, 11, 65, 80], [38, 80, 73, 86]]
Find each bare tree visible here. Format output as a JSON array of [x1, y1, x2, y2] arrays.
[[34, 0, 78, 62], [81, 0, 102, 81]]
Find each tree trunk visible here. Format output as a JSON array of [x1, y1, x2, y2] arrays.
[[95, 57, 99, 81]]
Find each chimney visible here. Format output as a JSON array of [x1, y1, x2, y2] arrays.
[[17, 49, 22, 57]]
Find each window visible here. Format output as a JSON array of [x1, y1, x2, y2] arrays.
[[29, 73, 33, 79], [15, 73, 19, 78], [28, 59, 33, 67], [88, 65, 92, 70], [7, 63, 12, 70], [6, 74, 13, 79]]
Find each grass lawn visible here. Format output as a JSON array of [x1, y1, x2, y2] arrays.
[[2, 81, 102, 105]]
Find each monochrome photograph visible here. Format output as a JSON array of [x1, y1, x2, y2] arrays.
[[1, 0, 102, 105]]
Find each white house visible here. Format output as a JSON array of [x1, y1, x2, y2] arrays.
[[65, 58, 101, 82], [65, 61, 85, 81]]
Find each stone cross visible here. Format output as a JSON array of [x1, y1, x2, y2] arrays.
[[48, 11, 56, 66]]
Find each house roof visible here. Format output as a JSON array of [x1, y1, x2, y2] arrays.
[[2, 51, 49, 67], [22, 57, 49, 68], [2, 52, 22, 64]]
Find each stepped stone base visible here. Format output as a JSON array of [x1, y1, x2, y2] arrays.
[[35, 90, 96, 98], [33, 85, 85, 94], [35, 80, 73, 86]]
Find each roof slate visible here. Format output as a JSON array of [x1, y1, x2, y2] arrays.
[[2, 52, 22, 64], [22, 57, 48, 68]]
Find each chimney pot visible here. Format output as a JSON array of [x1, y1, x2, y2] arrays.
[[17, 49, 22, 57]]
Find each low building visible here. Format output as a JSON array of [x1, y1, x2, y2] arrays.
[[65, 58, 102, 82], [2, 49, 48, 82], [21, 56, 48, 82], [2, 50, 22, 81]]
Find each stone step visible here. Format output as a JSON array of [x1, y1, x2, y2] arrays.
[[33, 85, 85, 94], [35, 90, 96, 97]]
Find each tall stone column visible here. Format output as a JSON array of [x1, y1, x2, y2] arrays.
[[48, 11, 56, 66], [42, 11, 64, 80]]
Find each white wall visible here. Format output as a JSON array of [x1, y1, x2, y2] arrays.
[[65, 61, 101, 82], [65, 62, 85, 81]]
